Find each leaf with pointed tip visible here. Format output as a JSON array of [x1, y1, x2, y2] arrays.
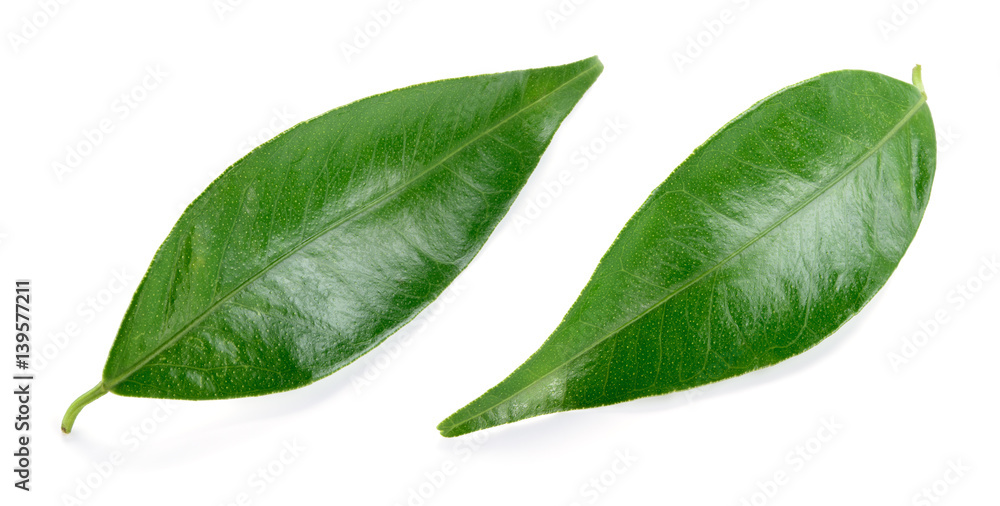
[[62, 56, 603, 433], [439, 67, 935, 437]]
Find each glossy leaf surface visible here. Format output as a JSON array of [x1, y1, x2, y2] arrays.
[[439, 67, 935, 437], [63, 56, 603, 432]]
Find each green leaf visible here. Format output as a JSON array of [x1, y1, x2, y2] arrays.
[[62, 56, 603, 433], [439, 66, 935, 437]]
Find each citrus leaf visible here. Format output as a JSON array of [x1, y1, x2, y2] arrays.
[[62, 56, 603, 433], [439, 66, 935, 437]]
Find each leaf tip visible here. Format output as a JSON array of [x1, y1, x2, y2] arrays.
[[436, 413, 477, 438], [436, 420, 458, 438]]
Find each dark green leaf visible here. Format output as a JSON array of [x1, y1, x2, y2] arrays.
[[439, 67, 935, 437], [62, 56, 603, 433]]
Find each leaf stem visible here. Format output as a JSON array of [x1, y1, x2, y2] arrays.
[[61, 382, 108, 434], [912, 64, 926, 99]]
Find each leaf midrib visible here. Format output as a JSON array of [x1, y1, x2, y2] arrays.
[[441, 92, 928, 433], [105, 62, 602, 389]]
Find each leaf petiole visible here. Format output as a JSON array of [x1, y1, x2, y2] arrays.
[[61, 382, 108, 434], [912, 64, 926, 99]]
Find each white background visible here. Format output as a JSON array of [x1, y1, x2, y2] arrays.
[[2, 0, 997, 504]]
